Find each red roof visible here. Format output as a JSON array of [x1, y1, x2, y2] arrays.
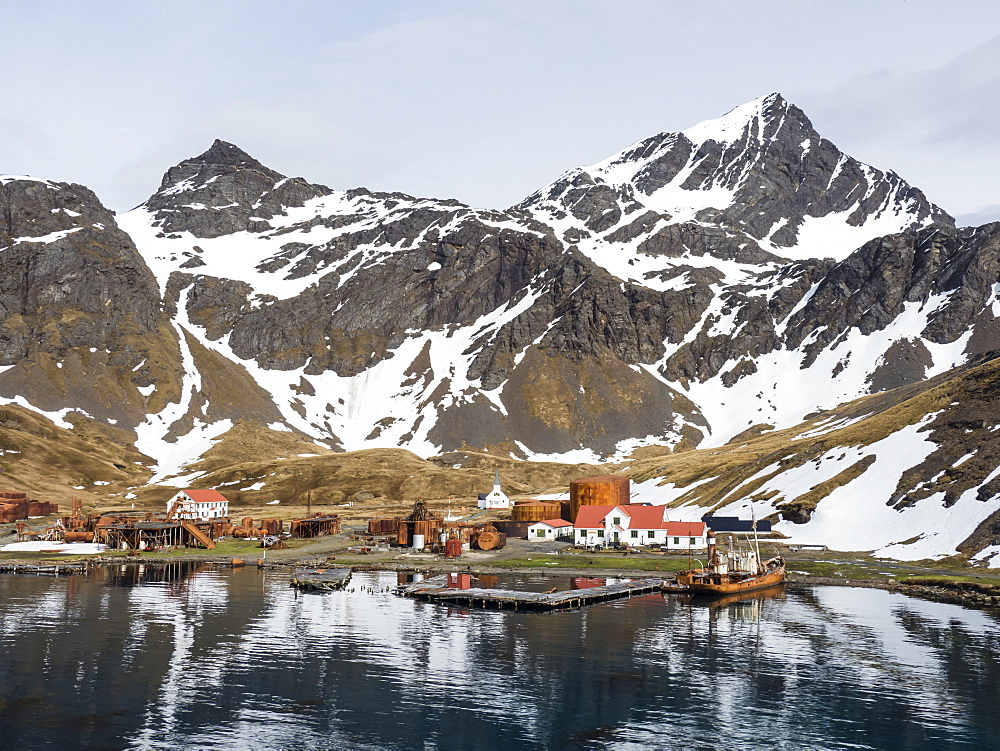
[[663, 521, 706, 536], [574, 505, 617, 528], [621, 505, 667, 530], [182, 489, 229, 503], [532, 519, 573, 528], [574, 505, 705, 534]]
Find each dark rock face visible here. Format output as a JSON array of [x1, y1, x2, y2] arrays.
[[519, 94, 954, 260], [0, 179, 162, 357], [0, 177, 176, 427], [122, 103, 994, 458], [144, 140, 331, 238], [3, 93, 998, 464]]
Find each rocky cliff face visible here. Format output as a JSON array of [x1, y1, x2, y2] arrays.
[[2, 93, 997, 480], [4, 93, 1000, 561], [111, 95, 977, 467], [0, 176, 181, 428]]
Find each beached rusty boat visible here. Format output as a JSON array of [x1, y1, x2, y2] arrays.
[[675, 532, 785, 595], [290, 567, 352, 591]]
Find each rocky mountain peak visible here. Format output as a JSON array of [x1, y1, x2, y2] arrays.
[[143, 140, 329, 239], [520, 93, 953, 264], [155, 139, 284, 194], [198, 139, 276, 171], [681, 91, 797, 145]]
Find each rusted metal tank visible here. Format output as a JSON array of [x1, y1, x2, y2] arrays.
[[511, 500, 561, 523], [444, 538, 462, 558], [368, 518, 400, 535], [569, 475, 631, 521], [63, 531, 93, 543], [258, 518, 282, 535], [472, 525, 501, 551]]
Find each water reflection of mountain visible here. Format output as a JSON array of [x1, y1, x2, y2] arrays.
[[0, 571, 999, 749]]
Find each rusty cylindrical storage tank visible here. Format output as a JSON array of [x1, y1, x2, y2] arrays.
[[569, 475, 631, 522], [511, 500, 561, 523], [473, 525, 500, 551]]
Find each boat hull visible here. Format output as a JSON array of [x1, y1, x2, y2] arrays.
[[675, 556, 786, 595], [685, 567, 785, 595]]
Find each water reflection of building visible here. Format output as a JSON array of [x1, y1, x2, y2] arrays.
[[5, 573, 998, 750], [95, 561, 209, 588]]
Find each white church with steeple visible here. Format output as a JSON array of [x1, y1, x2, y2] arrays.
[[478, 470, 510, 509]]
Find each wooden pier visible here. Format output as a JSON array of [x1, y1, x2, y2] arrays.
[[0, 562, 87, 576], [398, 575, 683, 611], [290, 567, 352, 591]]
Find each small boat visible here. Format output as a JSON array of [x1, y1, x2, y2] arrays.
[[290, 567, 352, 591], [675, 512, 785, 595], [676, 551, 785, 594]]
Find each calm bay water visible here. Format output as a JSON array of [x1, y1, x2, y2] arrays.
[[0, 565, 998, 750]]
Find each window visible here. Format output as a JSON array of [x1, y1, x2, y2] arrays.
[[630, 530, 639, 539], [690, 537, 697, 545], [579, 529, 587, 537], [536, 529, 547, 538], [673, 537, 680, 545], [612, 517, 621, 525], [597, 530, 605, 538]]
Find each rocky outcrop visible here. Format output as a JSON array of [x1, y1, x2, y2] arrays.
[[144, 140, 331, 238], [3, 93, 999, 472], [0, 177, 182, 428], [520, 94, 953, 259]]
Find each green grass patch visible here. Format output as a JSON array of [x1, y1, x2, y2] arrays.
[[486, 554, 695, 573]]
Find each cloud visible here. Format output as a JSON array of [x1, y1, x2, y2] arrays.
[[798, 34, 1000, 218], [3, 1, 1000, 218]]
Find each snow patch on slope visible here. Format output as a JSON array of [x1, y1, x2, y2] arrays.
[[693, 414, 1000, 560]]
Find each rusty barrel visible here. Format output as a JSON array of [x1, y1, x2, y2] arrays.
[[473, 525, 500, 551]]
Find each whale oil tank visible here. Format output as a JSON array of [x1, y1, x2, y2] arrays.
[[569, 475, 630, 521], [511, 500, 561, 523]]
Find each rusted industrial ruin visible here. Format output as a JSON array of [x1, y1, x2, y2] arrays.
[[366, 500, 507, 556], [361, 474, 634, 557], [0, 491, 58, 523], [92, 511, 342, 551], [5, 491, 342, 552], [289, 514, 342, 538]]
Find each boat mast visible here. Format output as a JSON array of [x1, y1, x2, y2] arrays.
[[750, 501, 762, 571]]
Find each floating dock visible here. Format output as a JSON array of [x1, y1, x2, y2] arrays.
[[290, 567, 352, 591], [398, 575, 681, 611]]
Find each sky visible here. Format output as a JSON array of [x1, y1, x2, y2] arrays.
[[3, 0, 1000, 224]]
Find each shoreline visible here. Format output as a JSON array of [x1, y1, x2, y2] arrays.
[[2, 556, 999, 610]]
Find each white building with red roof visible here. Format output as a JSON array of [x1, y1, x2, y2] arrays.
[[574, 505, 707, 549], [527, 519, 574, 541], [166, 489, 230, 520]]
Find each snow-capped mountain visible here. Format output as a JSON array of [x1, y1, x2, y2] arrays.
[[109, 94, 971, 464], [3, 93, 1000, 560]]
